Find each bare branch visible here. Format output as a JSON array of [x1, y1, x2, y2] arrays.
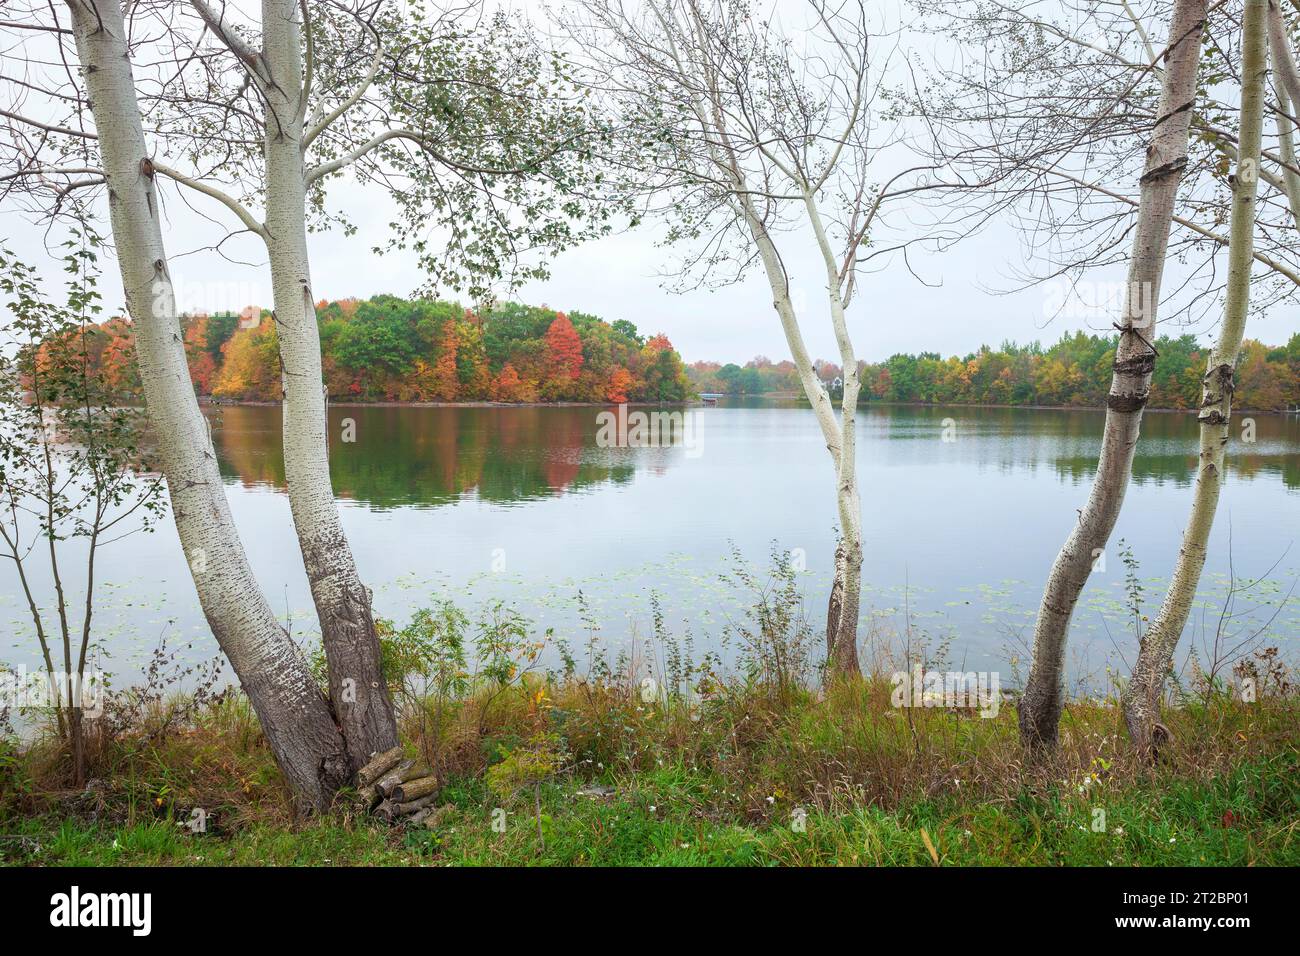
[[152, 160, 268, 239]]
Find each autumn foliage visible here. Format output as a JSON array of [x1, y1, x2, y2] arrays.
[[545, 313, 584, 379], [74, 296, 693, 405], [687, 331, 1300, 412], [55, 300, 1300, 413]]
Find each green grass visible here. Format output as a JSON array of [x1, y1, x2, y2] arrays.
[[3, 747, 1296, 867], [4, 625, 1298, 868]]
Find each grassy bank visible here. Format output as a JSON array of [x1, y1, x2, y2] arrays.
[[2, 675, 1296, 866], [4, 555, 1297, 867]]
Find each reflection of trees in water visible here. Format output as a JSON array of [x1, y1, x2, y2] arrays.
[[209, 403, 1298, 502], [870, 402, 1297, 438], [1054, 451, 1300, 490], [211, 405, 641, 508], [863, 405, 1298, 490]]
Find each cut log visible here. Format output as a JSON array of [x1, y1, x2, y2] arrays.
[[373, 799, 397, 821], [375, 759, 428, 797], [375, 759, 416, 797], [395, 793, 438, 818], [396, 762, 429, 785], [356, 746, 405, 788], [410, 804, 453, 829], [390, 774, 439, 804]]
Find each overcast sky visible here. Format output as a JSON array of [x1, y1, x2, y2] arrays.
[[11, 180, 1297, 366], [4, 0, 1297, 365]]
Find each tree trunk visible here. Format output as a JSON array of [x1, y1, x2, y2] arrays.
[[829, 361, 864, 676], [69, 705, 85, 788], [825, 542, 863, 675], [672, 57, 866, 680], [1267, 0, 1300, 223], [1019, 0, 1207, 752], [738, 201, 864, 678], [825, 542, 845, 662], [67, 0, 349, 811], [260, 0, 398, 773], [1123, 0, 1269, 754]]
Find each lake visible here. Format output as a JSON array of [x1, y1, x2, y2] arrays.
[[3, 402, 1298, 691]]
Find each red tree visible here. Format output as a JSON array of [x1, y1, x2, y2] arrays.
[[606, 366, 633, 403], [491, 362, 524, 402], [184, 314, 217, 394], [545, 312, 584, 379], [431, 319, 459, 400]]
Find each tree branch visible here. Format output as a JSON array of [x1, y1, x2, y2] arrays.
[[152, 161, 268, 239], [0, 107, 96, 139], [189, 0, 271, 88], [1031, 164, 1300, 287], [303, 35, 383, 151]]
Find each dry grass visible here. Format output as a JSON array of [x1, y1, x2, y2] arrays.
[[2, 665, 1296, 866]]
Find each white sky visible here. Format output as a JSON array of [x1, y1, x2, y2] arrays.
[[3, 0, 1297, 365]]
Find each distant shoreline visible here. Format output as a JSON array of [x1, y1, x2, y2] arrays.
[[739, 395, 1294, 415], [195, 396, 1296, 415], [862, 399, 1294, 415], [199, 397, 698, 409], [860, 399, 1292, 415]]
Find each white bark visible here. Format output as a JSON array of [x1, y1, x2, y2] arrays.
[[803, 191, 864, 673], [1019, 0, 1208, 751], [744, 209, 863, 673], [1268, 0, 1300, 223], [652, 0, 866, 675], [259, 0, 397, 771], [1274, 85, 1300, 225], [1123, 0, 1270, 753], [65, 0, 349, 809]]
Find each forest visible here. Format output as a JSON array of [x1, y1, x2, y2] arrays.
[[73, 302, 1300, 411], [694, 332, 1300, 410], [82, 296, 692, 403]]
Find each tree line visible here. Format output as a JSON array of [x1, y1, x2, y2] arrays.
[[70, 310, 1300, 412], [862, 334, 1300, 411], [74, 296, 693, 404], [692, 332, 1300, 411]]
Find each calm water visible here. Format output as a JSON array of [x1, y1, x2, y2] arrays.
[[4, 402, 1298, 688]]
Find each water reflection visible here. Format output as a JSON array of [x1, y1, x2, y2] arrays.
[[208, 402, 1300, 509], [861, 404, 1300, 489], [212, 405, 649, 509], [6, 401, 1295, 689]]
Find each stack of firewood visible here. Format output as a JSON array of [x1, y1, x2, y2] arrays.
[[355, 746, 440, 825]]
